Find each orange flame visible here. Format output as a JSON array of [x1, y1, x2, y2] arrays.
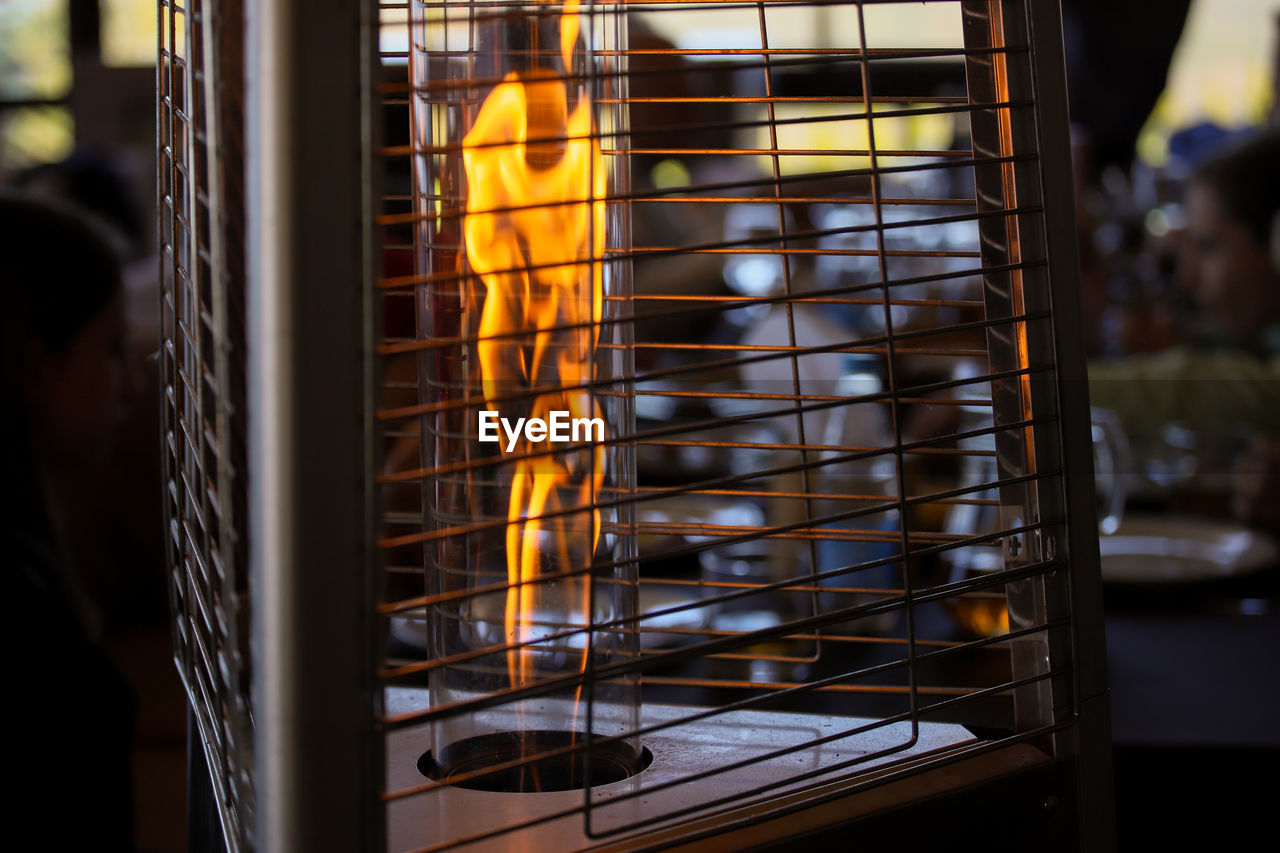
[[462, 1, 607, 691]]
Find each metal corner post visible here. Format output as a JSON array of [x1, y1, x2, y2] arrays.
[[1024, 0, 1117, 849], [246, 0, 378, 850]]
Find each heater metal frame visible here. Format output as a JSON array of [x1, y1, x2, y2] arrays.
[[160, 0, 257, 848], [163, 1, 1115, 850], [244, 0, 384, 850], [960, 0, 1114, 841]]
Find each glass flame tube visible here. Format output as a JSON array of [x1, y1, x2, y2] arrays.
[[409, 1, 637, 792]]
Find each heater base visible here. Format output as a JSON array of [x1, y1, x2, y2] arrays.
[[385, 689, 1004, 852], [418, 729, 650, 793]]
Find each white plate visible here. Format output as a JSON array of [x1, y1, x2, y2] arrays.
[[1099, 515, 1279, 584]]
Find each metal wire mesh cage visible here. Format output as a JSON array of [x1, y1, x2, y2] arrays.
[[159, 0, 254, 845], [160, 1, 1114, 850]]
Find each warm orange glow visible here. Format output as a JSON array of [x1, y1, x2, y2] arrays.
[[461, 1, 607, 691]]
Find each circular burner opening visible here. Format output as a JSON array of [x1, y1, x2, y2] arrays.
[[418, 730, 651, 793]]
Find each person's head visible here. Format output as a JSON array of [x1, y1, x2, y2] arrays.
[[12, 149, 147, 259], [0, 195, 131, 471], [1181, 132, 1280, 346]]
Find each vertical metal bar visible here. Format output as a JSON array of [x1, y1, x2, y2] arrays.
[[966, 0, 1115, 847], [187, 8, 217, 800], [160, 0, 181, 677], [961, 0, 1053, 733], [187, 2, 242, 845], [585, 0, 603, 819], [174, 0, 193, 711], [246, 0, 377, 850], [202, 0, 229, 607], [365, 8, 388, 853], [188, 709, 231, 853], [206, 0, 255, 842], [1023, 0, 1116, 848], [754, 1, 823, 662], [855, 2, 918, 741], [584, 4, 638, 834]]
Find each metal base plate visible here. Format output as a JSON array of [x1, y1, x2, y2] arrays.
[[385, 689, 977, 852]]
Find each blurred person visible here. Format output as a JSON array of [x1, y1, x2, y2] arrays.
[[1180, 132, 1280, 353], [11, 149, 148, 261], [7, 149, 166, 624], [1089, 133, 1280, 528], [0, 195, 137, 850]]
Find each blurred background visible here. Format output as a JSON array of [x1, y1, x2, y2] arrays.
[[1, 1, 1277, 851]]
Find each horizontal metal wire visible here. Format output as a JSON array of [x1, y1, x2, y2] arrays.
[[375, 273, 1039, 403], [378, 198, 977, 235], [383, 593, 1064, 738], [379, 174, 1035, 292], [381, 171, 999, 241], [378, 341, 986, 366], [376, 270, 1002, 348], [379, 480, 995, 533], [383, 153, 993, 230], [401, 43, 1004, 98], [378, 565, 1022, 686], [376, 383, 1049, 516], [378, 482, 1059, 627], [377, 322, 1047, 453], [382, 459, 1034, 563], [410, 0, 981, 9], [390, 95, 1017, 162]]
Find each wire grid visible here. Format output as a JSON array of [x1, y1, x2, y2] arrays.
[[159, 0, 253, 848], [369, 0, 1080, 849]]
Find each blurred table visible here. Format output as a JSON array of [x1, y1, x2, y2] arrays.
[[1101, 531, 1280, 847], [1107, 608, 1280, 748]]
